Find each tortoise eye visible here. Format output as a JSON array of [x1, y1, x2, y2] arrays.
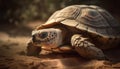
[[39, 32, 48, 39]]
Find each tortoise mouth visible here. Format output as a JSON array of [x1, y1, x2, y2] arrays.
[[32, 36, 56, 47]]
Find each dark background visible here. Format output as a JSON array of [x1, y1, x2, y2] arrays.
[[0, 0, 120, 25]]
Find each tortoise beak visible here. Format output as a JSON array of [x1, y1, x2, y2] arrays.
[[32, 35, 41, 44], [32, 35, 41, 47]]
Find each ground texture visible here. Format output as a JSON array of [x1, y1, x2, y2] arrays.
[[0, 21, 120, 69]]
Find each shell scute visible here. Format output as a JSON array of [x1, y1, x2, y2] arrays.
[[43, 5, 120, 38]]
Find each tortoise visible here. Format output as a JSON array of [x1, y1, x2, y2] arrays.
[[26, 5, 120, 60]]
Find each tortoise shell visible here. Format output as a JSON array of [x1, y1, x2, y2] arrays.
[[37, 5, 120, 39]]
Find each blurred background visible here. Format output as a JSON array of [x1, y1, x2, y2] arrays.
[[0, 0, 120, 69], [0, 0, 120, 25]]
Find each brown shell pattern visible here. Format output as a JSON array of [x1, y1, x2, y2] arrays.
[[46, 5, 120, 38]]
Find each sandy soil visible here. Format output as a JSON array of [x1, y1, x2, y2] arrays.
[[0, 21, 120, 69]]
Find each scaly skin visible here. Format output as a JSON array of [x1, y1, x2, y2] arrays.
[[26, 39, 41, 56], [71, 34, 107, 60]]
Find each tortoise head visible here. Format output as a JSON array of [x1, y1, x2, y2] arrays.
[[32, 28, 63, 48]]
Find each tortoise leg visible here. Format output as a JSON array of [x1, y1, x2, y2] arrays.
[[71, 34, 106, 60], [26, 38, 41, 56]]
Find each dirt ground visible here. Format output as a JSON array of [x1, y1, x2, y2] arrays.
[[0, 21, 120, 69]]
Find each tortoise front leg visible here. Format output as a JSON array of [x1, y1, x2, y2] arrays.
[[71, 34, 106, 60], [26, 38, 41, 56]]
